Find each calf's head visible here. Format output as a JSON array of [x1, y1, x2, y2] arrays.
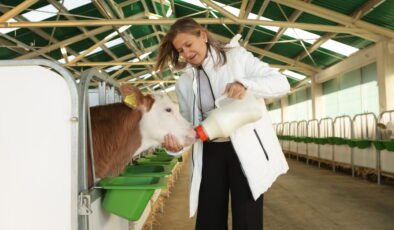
[[377, 121, 394, 140], [120, 85, 196, 154]]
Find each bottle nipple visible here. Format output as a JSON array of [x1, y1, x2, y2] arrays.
[[195, 125, 208, 142]]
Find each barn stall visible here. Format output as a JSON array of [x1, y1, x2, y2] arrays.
[[0, 60, 181, 230]]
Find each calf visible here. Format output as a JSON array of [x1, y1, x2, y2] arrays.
[[377, 121, 394, 140], [87, 85, 195, 186]]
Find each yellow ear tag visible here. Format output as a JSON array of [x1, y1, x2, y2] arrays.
[[124, 94, 138, 107]]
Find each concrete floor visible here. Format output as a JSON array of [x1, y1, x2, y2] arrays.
[[153, 156, 394, 230]]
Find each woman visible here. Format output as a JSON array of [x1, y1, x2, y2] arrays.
[[156, 17, 290, 230]]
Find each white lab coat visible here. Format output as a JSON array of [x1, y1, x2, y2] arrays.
[[175, 36, 291, 217]]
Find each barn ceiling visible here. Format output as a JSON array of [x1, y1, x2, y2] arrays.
[[0, 0, 393, 93]]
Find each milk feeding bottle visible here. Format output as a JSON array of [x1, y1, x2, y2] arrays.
[[195, 92, 263, 141]]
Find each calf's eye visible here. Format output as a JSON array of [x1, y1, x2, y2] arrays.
[[165, 108, 172, 112]]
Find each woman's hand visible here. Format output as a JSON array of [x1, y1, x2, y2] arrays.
[[163, 134, 183, 152], [225, 81, 247, 99]]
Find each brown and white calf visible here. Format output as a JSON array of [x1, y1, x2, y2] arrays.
[[87, 85, 195, 186], [377, 121, 394, 140]]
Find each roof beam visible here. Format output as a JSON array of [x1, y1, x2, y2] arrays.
[[261, 0, 316, 75], [170, 0, 176, 16], [93, 0, 148, 84], [205, 0, 381, 42], [143, 0, 165, 39], [48, 0, 121, 62], [355, 0, 386, 16], [109, 45, 159, 78], [0, 37, 27, 54], [66, 61, 156, 67], [15, 12, 145, 59], [74, 33, 320, 75], [1, 18, 375, 36], [159, 0, 167, 18], [0, 0, 38, 22], [121, 70, 150, 82], [201, 0, 238, 22], [294, 0, 386, 64], [272, 0, 393, 40], [238, 0, 249, 18], [0, 5, 88, 62], [106, 0, 160, 83], [244, 0, 270, 45], [295, 33, 336, 62], [269, 64, 315, 76], [263, 1, 309, 51], [68, 27, 129, 64], [126, 1, 164, 90], [123, 80, 176, 84], [285, 0, 386, 90], [15, 25, 112, 59], [64, 57, 315, 75], [211, 32, 320, 75], [118, 0, 140, 8], [238, 0, 255, 34], [0, 31, 80, 75], [135, 31, 165, 42]]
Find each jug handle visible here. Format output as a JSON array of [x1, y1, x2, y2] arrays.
[[215, 95, 228, 108]]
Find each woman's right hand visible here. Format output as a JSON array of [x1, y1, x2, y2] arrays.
[[163, 134, 183, 152]]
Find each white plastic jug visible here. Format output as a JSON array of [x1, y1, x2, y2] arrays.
[[195, 92, 263, 141]]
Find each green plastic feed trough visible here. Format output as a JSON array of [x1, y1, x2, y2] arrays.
[[372, 140, 386, 150], [382, 140, 394, 151], [99, 176, 167, 221], [151, 154, 183, 162], [121, 165, 172, 177], [153, 149, 172, 156], [153, 150, 183, 161], [135, 157, 178, 168], [144, 155, 175, 161]]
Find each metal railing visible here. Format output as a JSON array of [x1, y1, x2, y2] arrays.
[[276, 111, 394, 184]]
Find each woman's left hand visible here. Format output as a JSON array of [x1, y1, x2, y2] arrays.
[[225, 81, 247, 99]]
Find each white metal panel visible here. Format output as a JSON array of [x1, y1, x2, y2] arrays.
[[334, 145, 351, 164], [353, 147, 376, 168], [0, 66, 74, 230], [380, 150, 394, 174], [88, 198, 128, 230], [282, 140, 290, 151], [129, 189, 161, 230], [128, 204, 151, 230], [320, 145, 333, 161], [307, 143, 319, 158], [298, 143, 307, 155], [290, 141, 297, 153], [89, 89, 100, 107]]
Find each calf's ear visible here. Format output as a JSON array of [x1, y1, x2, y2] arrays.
[[119, 84, 143, 109]]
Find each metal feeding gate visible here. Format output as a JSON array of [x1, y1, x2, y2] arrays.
[[0, 61, 131, 230], [318, 118, 334, 167], [333, 115, 353, 168], [297, 120, 308, 158], [281, 122, 291, 152], [352, 113, 378, 171], [377, 110, 394, 178], [306, 119, 319, 163]]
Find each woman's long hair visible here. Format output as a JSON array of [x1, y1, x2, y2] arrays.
[[155, 17, 227, 71]]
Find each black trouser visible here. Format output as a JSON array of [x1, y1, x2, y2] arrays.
[[195, 141, 263, 230]]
